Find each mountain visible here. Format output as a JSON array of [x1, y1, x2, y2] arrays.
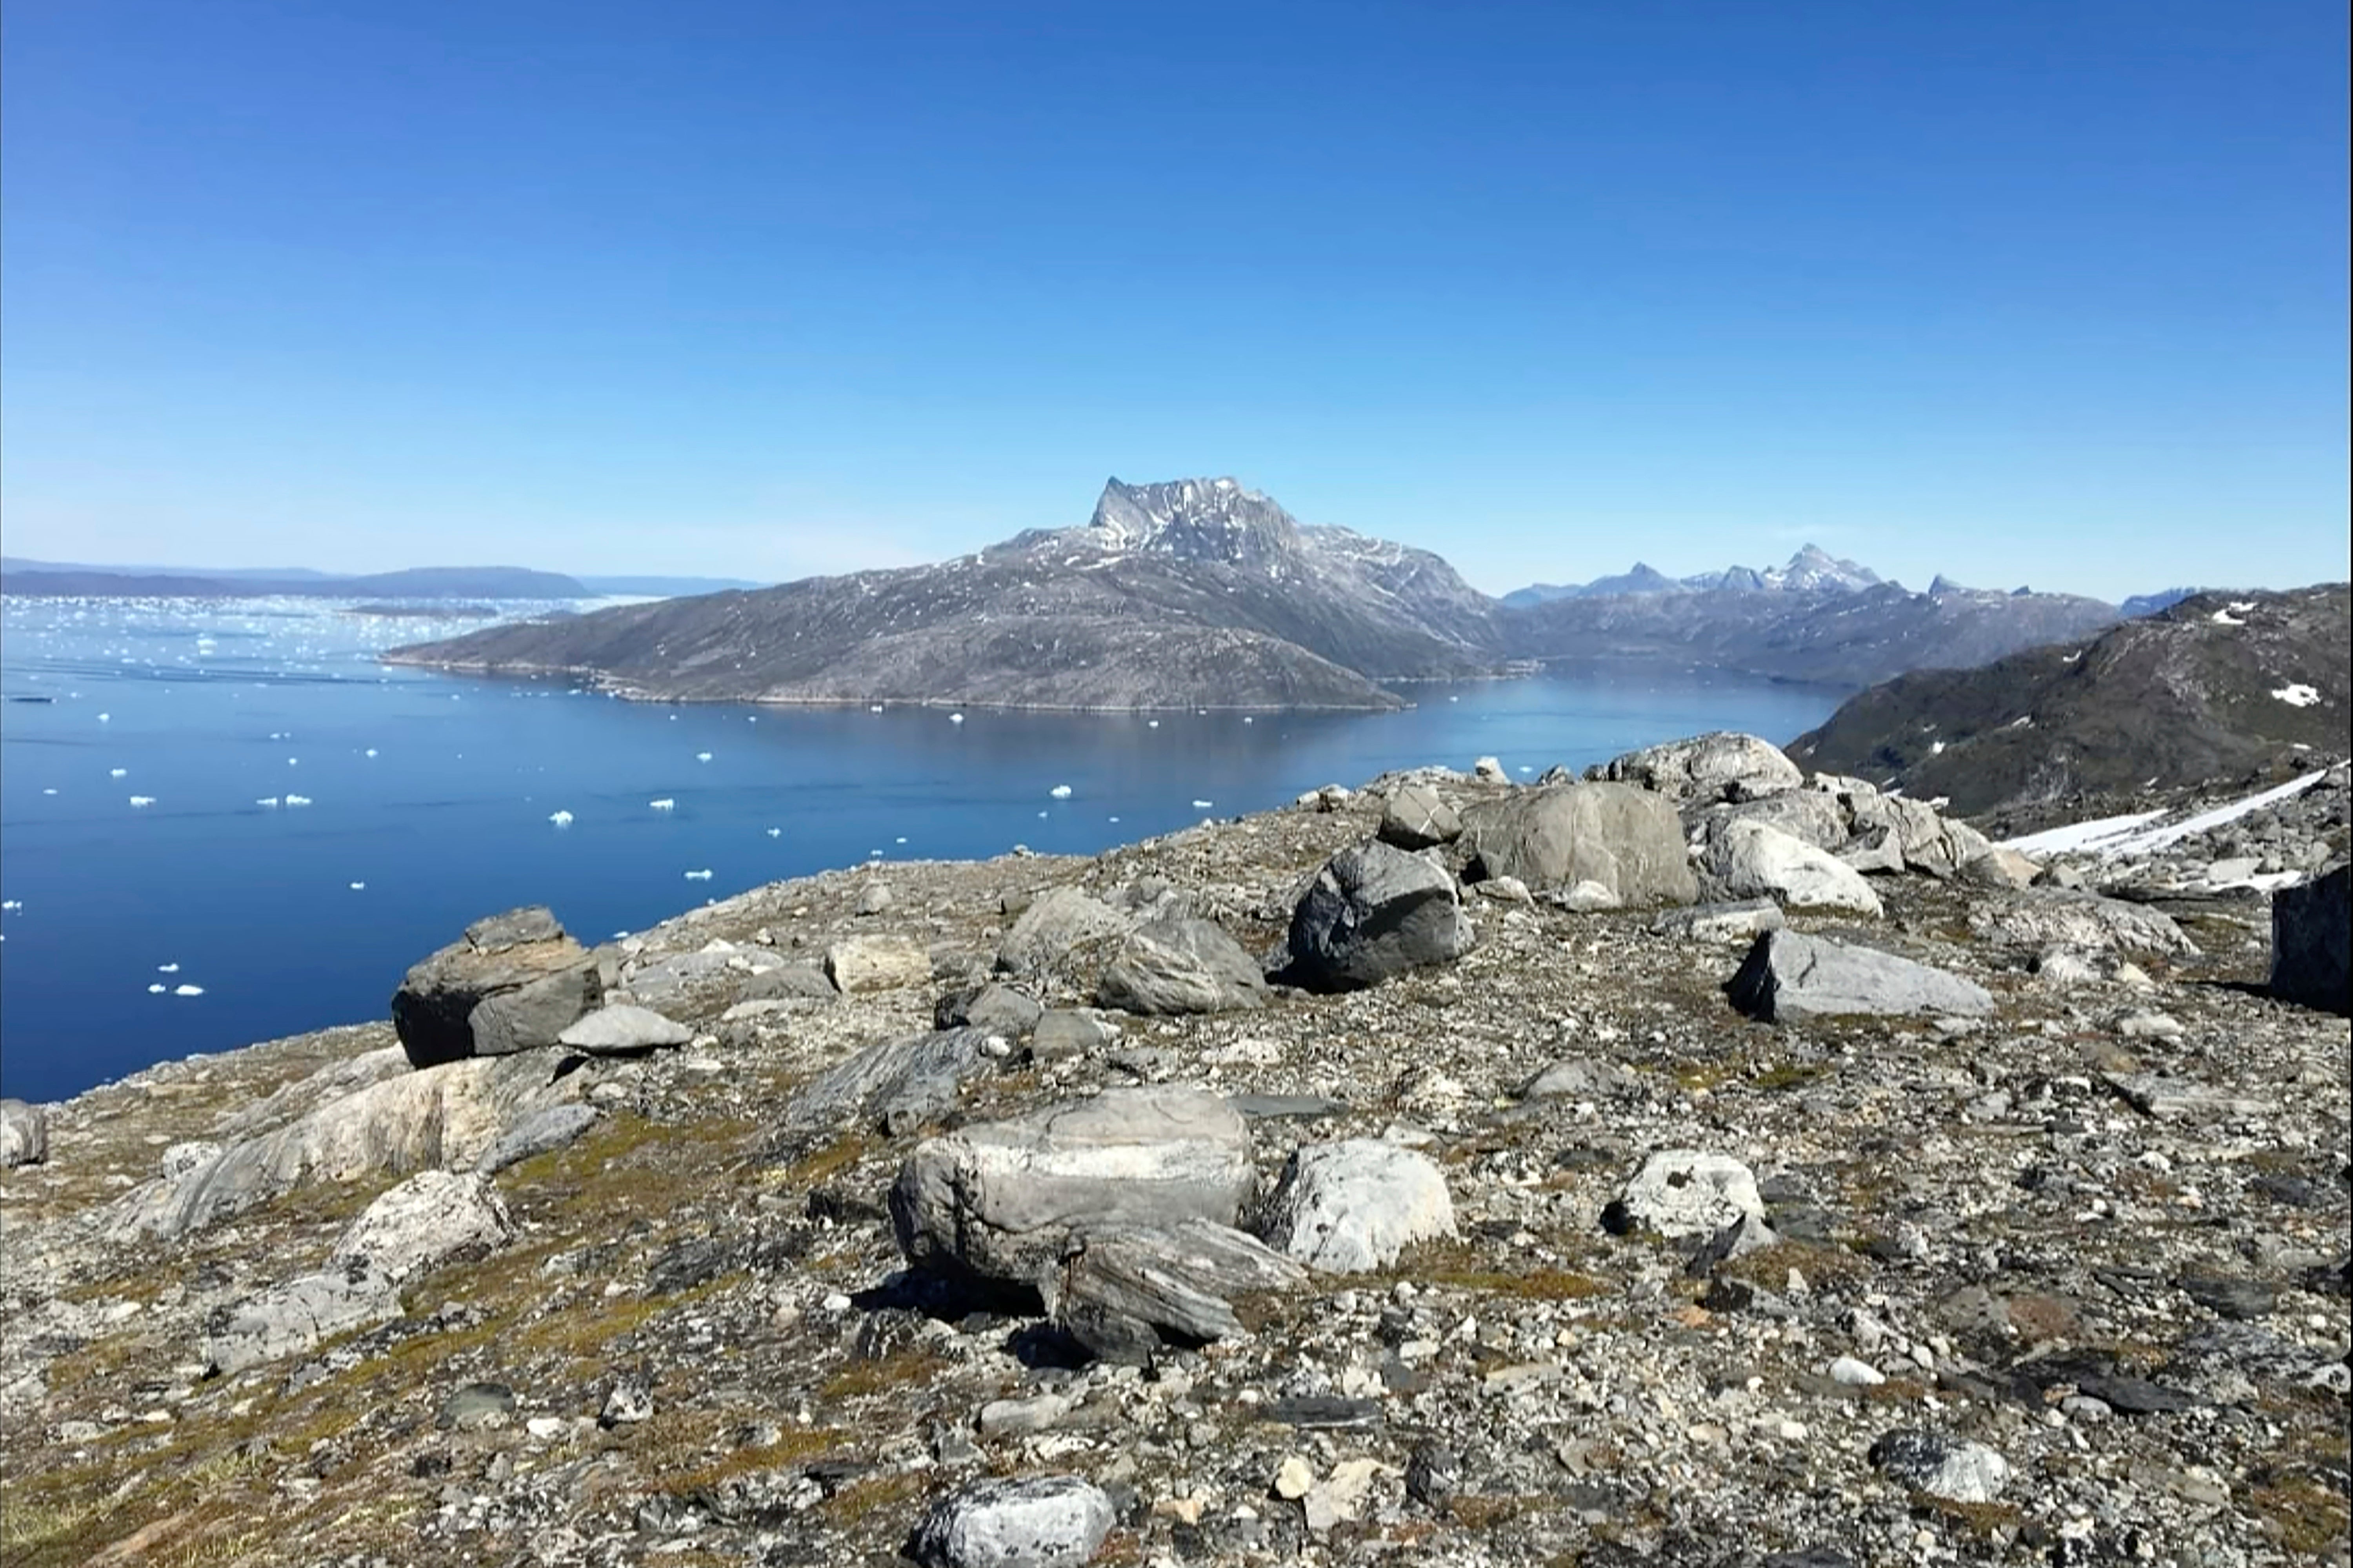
[[0, 562, 589, 599], [386, 480, 2137, 708], [387, 478, 1498, 710], [2121, 586, 2206, 619], [1788, 583, 2352, 814], [575, 574, 769, 597], [1502, 545, 1882, 606]]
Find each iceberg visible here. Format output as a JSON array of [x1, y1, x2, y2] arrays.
[[549, 810, 575, 827]]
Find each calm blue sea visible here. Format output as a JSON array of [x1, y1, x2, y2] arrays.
[[0, 596, 1840, 1103]]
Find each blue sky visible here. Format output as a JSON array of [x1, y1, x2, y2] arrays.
[[4, 1, 2345, 599]]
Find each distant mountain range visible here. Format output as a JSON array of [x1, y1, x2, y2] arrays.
[[1790, 584, 2351, 814], [386, 476, 2133, 709], [1499, 545, 1885, 607], [0, 558, 766, 601]]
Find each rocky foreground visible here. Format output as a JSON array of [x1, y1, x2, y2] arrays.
[[1, 736, 2347, 1568]]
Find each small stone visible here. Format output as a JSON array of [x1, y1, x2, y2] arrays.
[[556, 1003, 693, 1053], [1829, 1355, 1886, 1386], [1867, 1429, 2011, 1504], [1272, 1455, 1314, 1501], [600, 1381, 653, 1427]]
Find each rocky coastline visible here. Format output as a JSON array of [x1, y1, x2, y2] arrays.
[[2, 736, 2346, 1567]]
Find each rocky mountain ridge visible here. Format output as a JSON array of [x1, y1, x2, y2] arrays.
[[1502, 545, 1886, 607], [386, 478, 2126, 708], [3, 731, 2345, 1568], [1791, 584, 2353, 816]]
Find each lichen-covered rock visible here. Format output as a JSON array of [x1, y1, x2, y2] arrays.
[[330, 1169, 513, 1283], [908, 1475, 1114, 1568], [557, 1003, 693, 1053], [390, 906, 602, 1068], [1377, 783, 1462, 850], [1258, 1140, 1455, 1272], [1704, 819, 1884, 916], [891, 1088, 1254, 1288], [1729, 930, 1994, 1021], [1459, 783, 1697, 905], [996, 888, 1136, 979], [1605, 1150, 1764, 1239], [1096, 916, 1269, 1014], [1966, 889, 2196, 956], [825, 934, 932, 994], [1867, 1430, 2012, 1504], [1589, 731, 1804, 805]]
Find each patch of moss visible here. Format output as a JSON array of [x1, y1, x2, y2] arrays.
[[2248, 1477, 2353, 1555], [820, 1349, 948, 1401], [816, 1468, 928, 1523]]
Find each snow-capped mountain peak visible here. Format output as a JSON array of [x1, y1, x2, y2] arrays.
[[1080, 477, 1302, 565]]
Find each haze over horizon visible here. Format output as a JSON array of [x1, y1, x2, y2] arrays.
[[4, 2, 2346, 602]]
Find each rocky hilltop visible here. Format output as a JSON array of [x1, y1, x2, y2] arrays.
[[3, 732, 2347, 1568], [1790, 584, 2353, 816], [385, 480, 2127, 709]]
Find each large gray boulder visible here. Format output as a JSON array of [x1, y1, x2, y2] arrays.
[[557, 1003, 693, 1054], [1589, 732, 1803, 805], [473, 1102, 600, 1176], [1702, 789, 1853, 854], [329, 1169, 513, 1283], [937, 983, 1045, 1036], [1705, 819, 1884, 916], [825, 934, 932, 994], [1606, 1150, 1765, 1239], [1966, 890, 2197, 956], [1833, 785, 1994, 878], [111, 1050, 586, 1241], [784, 1028, 998, 1134], [1459, 783, 1697, 906], [996, 887, 1138, 980], [908, 1476, 1115, 1568], [890, 1088, 1255, 1288], [1097, 916, 1269, 1015], [2271, 863, 2350, 1014], [1044, 1219, 1307, 1354], [202, 1263, 401, 1375], [1377, 783, 1462, 850], [0, 1099, 48, 1168], [1278, 839, 1473, 992], [391, 907, 602, 1069], [1729, 930, 1995, 1022], [1258, 1140, 1456, 1272]]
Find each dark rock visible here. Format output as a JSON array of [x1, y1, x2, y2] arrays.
[[1277, 838, 1472, 992], [936, 984, 1045, 1036], [391, 906, 602, 1068], [782, 1028, 996, 1135], [1227, 1094, 1347, 1121], [1403, 1441, 1461, 1511], [2177, 1272, 2277, 1321], [1043, 1220, 1306, 1349], [1264, 1395, 1383, 1430], [1866, 1428, 2011, 1503], [2271, 862, 2350, 1014]]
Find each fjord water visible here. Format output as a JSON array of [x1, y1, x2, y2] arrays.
[[0, 598, 1838, 1103]]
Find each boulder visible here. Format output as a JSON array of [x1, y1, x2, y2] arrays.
[[474, 1102, 600, 1175], [1836, 788, 1994, 878], [330, 1169, 513, 1283], [1958, 848, 2041, 890], [1589, 732, 1803, 805], [1458, 783, 1697, 905], [1044, 1219, 1307, 1353], [112, 1050, 585, 1241], [908, 1476, 1115, 1568], [1704, 788, 1853, 853], [1604, 1150, 1765, 1239], [1729, 930, 1995, 1022], [1258, 1141, 1456, 1272], [1029, 1009, 1119, 1061], [2271, 863, 2349, 1015], [557, 1003, 693, 1053], [1473, 756, 1509, 783], [1277, 839, 1472, 992], [390, 906, 602, 1069], [936, 984, 1045, 1036], [1097, 916, 1269, 1015], [1704, 819, 1884, 916], [1966, 890, 2197, 956], [784, 1028, 997, 1134], [854, 881, 895, 916], [1867, 1430, 2011, 1505], [825, 934, 932, 994], [996, 887, 1136, 978], [890, 1088, 1255, 1288], [0, 1099, 48, 1168], [1650, 899, 1787, 943], [737, 962, 840, 1003], [202, 1263, 401, 1376], [1377, 784, 1462, 850]]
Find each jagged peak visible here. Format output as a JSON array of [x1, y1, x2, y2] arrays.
[[1082, 476, 1302, 565]]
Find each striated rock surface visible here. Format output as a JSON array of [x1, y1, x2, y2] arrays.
[[1458, 782, 1696, 905]]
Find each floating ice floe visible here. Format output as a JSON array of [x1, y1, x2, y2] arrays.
[[766, 827, 781, 838], [0, 900, 20, 912], [148, 983, 167, 994], [1108, 816, 1120, 824], [158, 963, 178, 973], [1037, 810, 1049, 818], [257, 797, 280, 808], [42, 788, 56, 796], [870, 705, 884, 713], [696, 752, 713, 762], [98, 713, 110, 722], [1049, 784, 1073, 799], [949, 713, 965, 724], [349, 881, 366, 890], [284, 794, 313, 807], [1191, 799, 1213, 810], [1242, 716, 1253, 724], [684, 868, 714, 881], [895, 835, 907, 843], [129, 795, 156, 807], [549, 809, 575, 827], [649, 798, 676, 811], [1147, 719, 1160, 729], [364, 748, 378, 758], [110, 767, 128, 778], [2272, 683, 2321, 707], [174, 984, 204, 997], [287, 757, 299, 766]]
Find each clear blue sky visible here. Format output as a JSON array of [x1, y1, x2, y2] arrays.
[[4, 1, 2346, 599]]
